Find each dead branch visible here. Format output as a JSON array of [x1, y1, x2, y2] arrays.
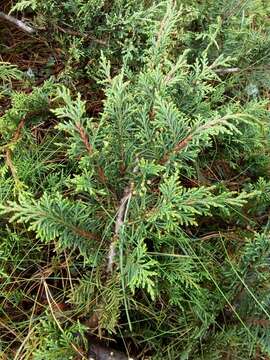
[[0, 11, 35, 34], [214, 67, 240, 75], [107, 182, 134, 273], [107, 162, 138, 273]]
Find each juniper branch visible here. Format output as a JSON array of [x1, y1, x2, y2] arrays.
[[75, 122, 93, 155], [160, 115, 239, 164], [4, 117, 26, 184]]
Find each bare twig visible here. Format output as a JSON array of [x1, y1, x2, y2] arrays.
[[0, 11, 35, 34], [214, 67, 240, 75], [107, 162, 139, 273], [107, 182, 134, 273]]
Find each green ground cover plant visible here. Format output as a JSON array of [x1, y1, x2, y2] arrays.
[[0, 0, 270, 359]]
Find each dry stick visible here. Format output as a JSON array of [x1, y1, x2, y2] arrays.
[[0, 11, 35, 34], [107, 182, 134, 273], [214, 67, 240, 75], [107, 161, 139, 273]]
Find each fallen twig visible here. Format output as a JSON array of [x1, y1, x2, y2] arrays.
[[0, 11, 35, 34]]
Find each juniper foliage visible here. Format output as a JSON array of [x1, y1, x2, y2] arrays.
[[0, 0, 270, 359]]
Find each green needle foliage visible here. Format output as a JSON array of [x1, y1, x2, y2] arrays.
[[0, 0, 270, 359]]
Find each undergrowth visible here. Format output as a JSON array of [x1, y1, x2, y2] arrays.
[[0, 0, 270, 359]]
